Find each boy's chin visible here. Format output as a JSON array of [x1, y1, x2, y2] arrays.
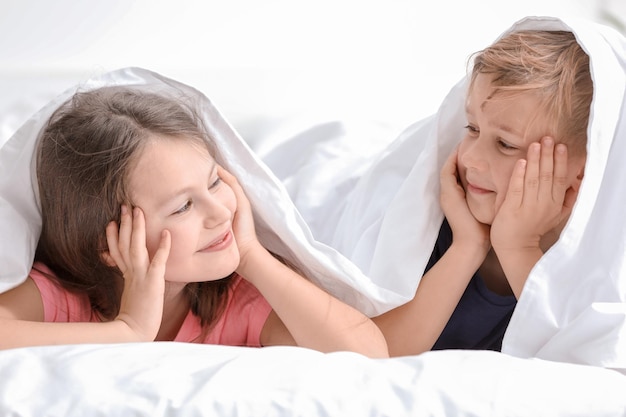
[[467, 205, 495, 226]]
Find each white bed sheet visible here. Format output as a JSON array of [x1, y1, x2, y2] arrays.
[[1, 343, 625, 417]]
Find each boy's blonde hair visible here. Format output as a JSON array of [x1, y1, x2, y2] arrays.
[[470, 30, 592, 154]]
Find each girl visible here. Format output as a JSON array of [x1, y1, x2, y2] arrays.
[[0, 86, 388, 358], [374, 30, 591, 355]]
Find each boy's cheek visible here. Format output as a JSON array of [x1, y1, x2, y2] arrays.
[[494, 193, 506, 214]]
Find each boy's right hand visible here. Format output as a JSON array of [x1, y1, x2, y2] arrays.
[[440, 146, 491, 256], [105, 205, 171, 342]]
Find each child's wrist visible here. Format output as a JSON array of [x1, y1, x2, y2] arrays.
[[450, 237, 490, 256], [446, 242, 489, 268], [492, 235, 540, 253], [236, 243, 271, 281], [493, 245, 544, 267]]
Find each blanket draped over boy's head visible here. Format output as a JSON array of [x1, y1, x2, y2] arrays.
[[0, 16, 624, 372], [265, 16, 626, 372]]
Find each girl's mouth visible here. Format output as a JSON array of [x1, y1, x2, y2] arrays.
[[199, 231, 233, 252]]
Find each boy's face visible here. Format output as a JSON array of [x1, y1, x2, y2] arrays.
[[457, 73, 585, 225]]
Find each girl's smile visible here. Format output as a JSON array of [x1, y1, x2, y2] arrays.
[[198, 230, 233, 253]]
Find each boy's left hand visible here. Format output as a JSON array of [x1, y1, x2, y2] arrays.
[[491, 137, 578, 252]]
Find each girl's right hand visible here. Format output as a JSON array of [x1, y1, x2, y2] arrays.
[[440, 146, 491, 255], [105, 205, 171, 342], [216, 167, 265, 273]]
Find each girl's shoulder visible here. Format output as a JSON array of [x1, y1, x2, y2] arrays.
[[191, 274, 272, 347], [30, 262, 98, 323], [225, 274, 273, 320]]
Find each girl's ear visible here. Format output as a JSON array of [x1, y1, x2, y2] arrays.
[[100, 251, 117, 267]]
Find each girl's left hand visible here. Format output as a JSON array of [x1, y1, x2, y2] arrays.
[[105, 205, 171, 341], [491, 137, 578, 252], [217, 166, 261, 261]]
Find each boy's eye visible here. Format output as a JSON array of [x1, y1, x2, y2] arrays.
[[174, 200, 192, 215], [497, 139, 517, 151]]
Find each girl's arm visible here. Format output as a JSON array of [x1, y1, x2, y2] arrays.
[[0, 207, 171, 350], [373, 146, 490, 356], [219, 167, 388, 359], [491, 138, 577, 298]]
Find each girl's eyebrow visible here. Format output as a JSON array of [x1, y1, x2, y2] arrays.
[[155, 160, 216, 207]]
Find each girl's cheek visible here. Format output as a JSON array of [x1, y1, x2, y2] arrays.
[[144, 224, 165, 259]]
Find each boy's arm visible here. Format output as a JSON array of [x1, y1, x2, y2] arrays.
[[373, 242, 486, 356], [374, 147, 490, 356]]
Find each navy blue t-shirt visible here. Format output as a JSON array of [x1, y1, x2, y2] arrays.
[[427, 219, 516, 351]]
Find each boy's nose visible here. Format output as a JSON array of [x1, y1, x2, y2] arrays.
[[459, 140, 487, 171]]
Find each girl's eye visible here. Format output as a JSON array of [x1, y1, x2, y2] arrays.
[[464, 124, 479, 136], [209, 177, 222, 189], [174, 200, 192, 215]]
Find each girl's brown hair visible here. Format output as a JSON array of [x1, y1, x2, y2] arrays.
[[36, 86, 232, 328], [469, 30, 593, 154]]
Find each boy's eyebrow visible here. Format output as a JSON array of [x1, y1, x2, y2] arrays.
[[491, 121, 518, 135], [466, 103, 525, 140]]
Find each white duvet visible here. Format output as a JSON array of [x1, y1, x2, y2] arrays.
[[266, 15, 626, 373], [0, 15, 625, 417]]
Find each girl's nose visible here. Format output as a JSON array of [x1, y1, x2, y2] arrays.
[[201, 196, 232, 229]]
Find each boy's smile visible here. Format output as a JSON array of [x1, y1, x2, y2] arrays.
[[458, 74, 554, 225]]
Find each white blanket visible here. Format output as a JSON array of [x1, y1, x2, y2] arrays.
[[1, 15, 626, 417], [265, 15, 626, 372]]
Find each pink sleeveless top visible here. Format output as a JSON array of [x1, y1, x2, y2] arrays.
[[29, 262, 273, 347]]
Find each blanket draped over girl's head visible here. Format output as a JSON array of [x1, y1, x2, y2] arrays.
[[0, 16, 624, 372]]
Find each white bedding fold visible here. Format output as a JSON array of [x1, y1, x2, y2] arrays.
[[1, 343, 624, 417]]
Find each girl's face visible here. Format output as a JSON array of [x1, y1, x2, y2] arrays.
[[458, 73, 585, 225], [128, 137, 239, 283]]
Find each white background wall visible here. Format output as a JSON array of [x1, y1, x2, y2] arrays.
[[1, 0, 624, 145]]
